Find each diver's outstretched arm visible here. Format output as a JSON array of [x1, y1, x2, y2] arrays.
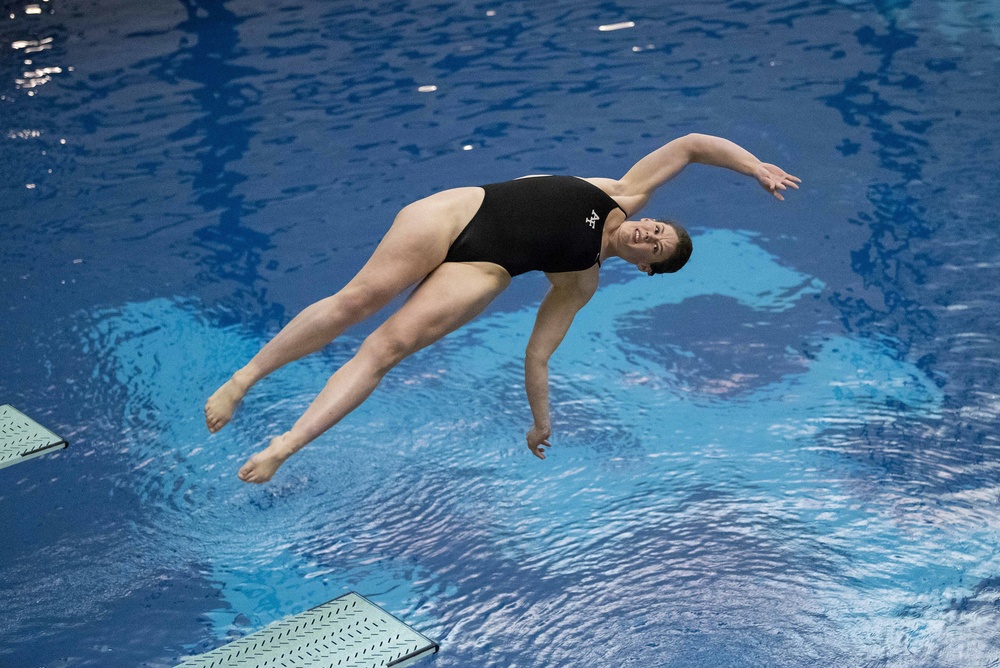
[[685, 134, 801, 200], [619, 133, 801, 209]]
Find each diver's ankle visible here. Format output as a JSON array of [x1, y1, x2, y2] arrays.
[[268, 432, 299, 461], [231, 367, 256, 391]]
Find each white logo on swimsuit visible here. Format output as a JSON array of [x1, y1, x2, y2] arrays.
[[586, 209, 600, 229]]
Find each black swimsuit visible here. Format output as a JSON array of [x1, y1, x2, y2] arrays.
[[443, 176, 626, 276]]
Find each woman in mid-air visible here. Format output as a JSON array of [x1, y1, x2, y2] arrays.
[[204, 133, 801, 483]]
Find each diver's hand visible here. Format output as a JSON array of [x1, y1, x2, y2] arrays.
[[526, 424, 552, 460], [753, 163, 801, 201]]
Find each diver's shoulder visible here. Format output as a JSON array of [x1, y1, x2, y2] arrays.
[[576, 177, 643, 215], [575, 176, 624, 194]]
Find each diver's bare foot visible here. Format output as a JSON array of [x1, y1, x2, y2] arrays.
[[238, 434, 293, 484], [205, 372, 252, 433]]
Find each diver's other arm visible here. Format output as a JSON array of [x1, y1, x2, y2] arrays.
[[524, 268, 599, 460]]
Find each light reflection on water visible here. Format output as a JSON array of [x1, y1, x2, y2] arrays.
[[2, 0, 1000, 666]]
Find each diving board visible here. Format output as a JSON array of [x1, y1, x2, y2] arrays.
[[176, 592, 439, 668], [0, 405, 68, 470]]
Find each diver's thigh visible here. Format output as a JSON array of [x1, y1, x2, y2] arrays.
[[346, 187, 485, 297], [373, 261, 510, 354]]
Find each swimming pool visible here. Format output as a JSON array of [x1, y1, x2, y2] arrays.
[[2, 0, 1000, 665]]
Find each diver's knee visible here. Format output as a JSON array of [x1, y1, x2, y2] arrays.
[[358, 329, 416, 374], [334, 286, 389, 323]]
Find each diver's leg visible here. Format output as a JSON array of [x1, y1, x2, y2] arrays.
[[205, 188, 483, 433], [237, 261, 510, 483]]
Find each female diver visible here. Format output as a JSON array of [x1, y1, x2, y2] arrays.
[[204, 133, 801, 483]]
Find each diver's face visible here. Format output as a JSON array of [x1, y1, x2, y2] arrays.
[[619, 218, 678, 274]]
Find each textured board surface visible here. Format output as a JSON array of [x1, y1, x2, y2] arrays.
[[176, 592, 438, 668], [0, 405, 68, 470]]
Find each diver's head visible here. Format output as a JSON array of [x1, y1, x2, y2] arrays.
[[618, 217, 692, 276], [644, 219, 692, 276]]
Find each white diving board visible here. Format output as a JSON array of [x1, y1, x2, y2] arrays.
[[0, 404, 68, 470], [176, 592, 439, 668]]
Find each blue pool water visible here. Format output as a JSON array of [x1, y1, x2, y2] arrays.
[[2, 0, 1000, 666]]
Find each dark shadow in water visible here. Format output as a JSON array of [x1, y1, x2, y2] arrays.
[[821, 6, 1000, 606], [157, 0, 273, 291], [822, 18, 936, 351], [616, 294, 828, 398]]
